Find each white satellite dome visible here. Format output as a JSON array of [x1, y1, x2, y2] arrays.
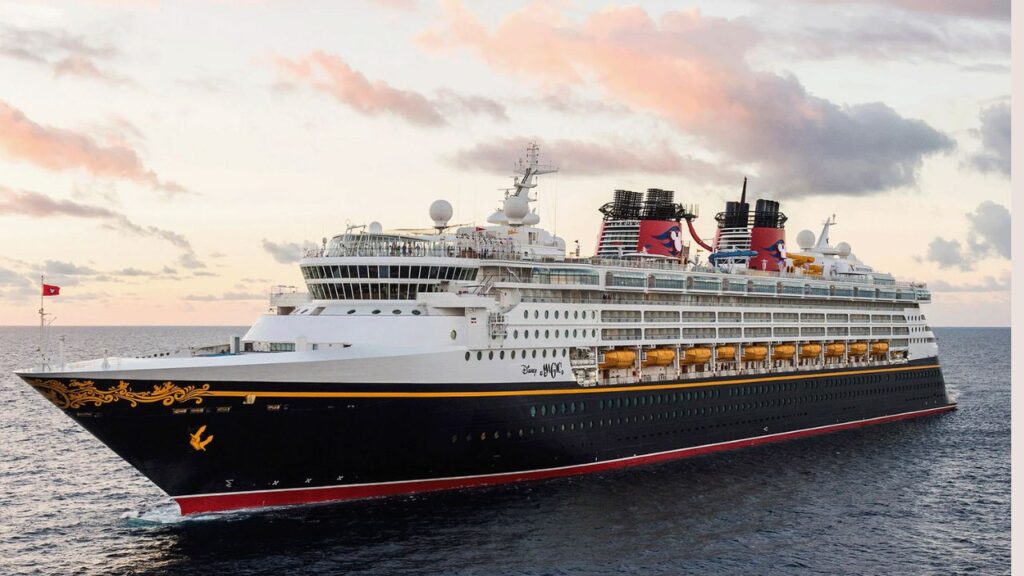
[[836, 242, 852, 257], [522, 210, 540, 226], [504, 195, 529, 223], [796, 229, 815, 250], [487, 209, 509, 224], [429, 199, 453, 229], [368, 221, 383, 234]]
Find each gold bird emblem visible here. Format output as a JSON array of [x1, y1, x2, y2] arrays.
[[189, 425, 213, 451]]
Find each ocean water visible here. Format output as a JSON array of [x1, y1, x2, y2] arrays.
[[0, 326, 1009, 576]]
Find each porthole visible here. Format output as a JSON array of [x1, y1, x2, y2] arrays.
[[451, 330, 457, 340], [347, 309, 356, 314], [545, 330, 550, 338], [464, 352, 470, 361], [513, 330, 519, 339], [554, 311, 560, 319], [574, 311, 579, 319], [524, 310, 529, 319], [532, 350, 538, 358], [542, 349, 547, 358], [493, 431, 499, 439], [535, 330, 540, 338], [573, 329, 578, 337], [534, 310, 539, 319], [488, 351, 494, 360], [524, 331, 529, 340], [545, 311, 549, 319], [372, 309, 381, 315], [392, 309, 401, 314], [480, 432, 487, 441], [477, 351, 482, 360], [562, 349, 567, 357], [500, 351, 505, 359], [555, 330, 560, 338], [411, 310, 421, 315], [511, 350, 517, 359]]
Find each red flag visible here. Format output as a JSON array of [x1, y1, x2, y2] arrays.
[[42, 283, 60, 296]]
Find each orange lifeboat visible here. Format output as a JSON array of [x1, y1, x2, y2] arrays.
[[848, 342, 868, 356], [715, 346, 736, 361], [825, 343, 846, 357], [741, 345, 768, 362], [599, 350, 636, 370], [642, 348, 676, 367], [771, 344, 796, 360], [680, 348, 712, 365], [800, 343, 822, 358], [871, 342, 889, 355]]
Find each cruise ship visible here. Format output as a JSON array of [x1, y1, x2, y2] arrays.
[[16, 145, 954, 515]]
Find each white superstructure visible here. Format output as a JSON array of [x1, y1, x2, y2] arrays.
[[25, 145, 937, 388]]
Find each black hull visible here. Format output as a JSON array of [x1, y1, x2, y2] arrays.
[[22, 359, 953, 513]]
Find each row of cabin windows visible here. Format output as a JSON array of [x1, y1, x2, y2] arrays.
[[309, 282, 439, 300], [511, 328, 598, 340], [451, 382, 945, 444], [523, 309, 598, 321], [303, 265, 477, 281], [465, 349, 568, 361]]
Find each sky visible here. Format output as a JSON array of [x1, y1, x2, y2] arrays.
[[0, 0, 1011, 326]]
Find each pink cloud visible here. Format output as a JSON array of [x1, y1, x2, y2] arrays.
[[274, 50, 507, 126], [276, 51, 445, 127], [0, 100, 185, 195], [422, 1, 954, 197]]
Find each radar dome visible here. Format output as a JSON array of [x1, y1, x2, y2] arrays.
[[429, 199, 453, 228], [836, 242, 852, 257], [487, 209, 509, 224], [504, 195, 529, 222], [522, 210, 540, 226], [368, 221, 383, 234], [796, 229, 815, 250]]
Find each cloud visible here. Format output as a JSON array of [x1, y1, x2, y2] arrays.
[[0, 26, 130, 84], [0, 186, 192, 250], [926, 201, 1010, 269], [451, 137, 738, 184], [178, 252, 206, 269], [0, 100, 185, 195], [274, 51, 505, 127], [967, 101, 1010, 177], [925, 237, 969, 270], [262, 238, 316, 264], [929, 274, 1010, 292], [966, 200, 1010, 259], [44, 260, 98, 276], [788, 0, 1009, 20], [421, 2, 955, 197], [0, 267, 31, 287]]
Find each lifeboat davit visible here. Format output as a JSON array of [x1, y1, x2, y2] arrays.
[[871, 342, 889, 355], [599, 350, 636, 370], [642, 348, 676, 367], [825, 343, 846, 357], [741, 345, 768, 362], [800, 343, 822, 358], [848, 342, 868, 356], [680, 348, 712, 365], [771, 344, 796, 360], [715, 345, 736, 361]]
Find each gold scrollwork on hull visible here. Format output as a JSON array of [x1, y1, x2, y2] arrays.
[[27, 379, 212, 410]]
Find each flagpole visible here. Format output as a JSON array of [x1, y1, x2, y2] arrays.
[[39, 274, 45, 370]]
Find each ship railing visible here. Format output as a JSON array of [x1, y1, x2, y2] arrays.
[[304, 241, 927, 290]]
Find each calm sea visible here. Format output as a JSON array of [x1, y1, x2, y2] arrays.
[[0, 327, 1009, 575]]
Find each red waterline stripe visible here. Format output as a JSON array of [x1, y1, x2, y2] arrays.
[[175, 404, 956, 515]]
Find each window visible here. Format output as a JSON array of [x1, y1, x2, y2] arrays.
[[451, 330, 457, 340]]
